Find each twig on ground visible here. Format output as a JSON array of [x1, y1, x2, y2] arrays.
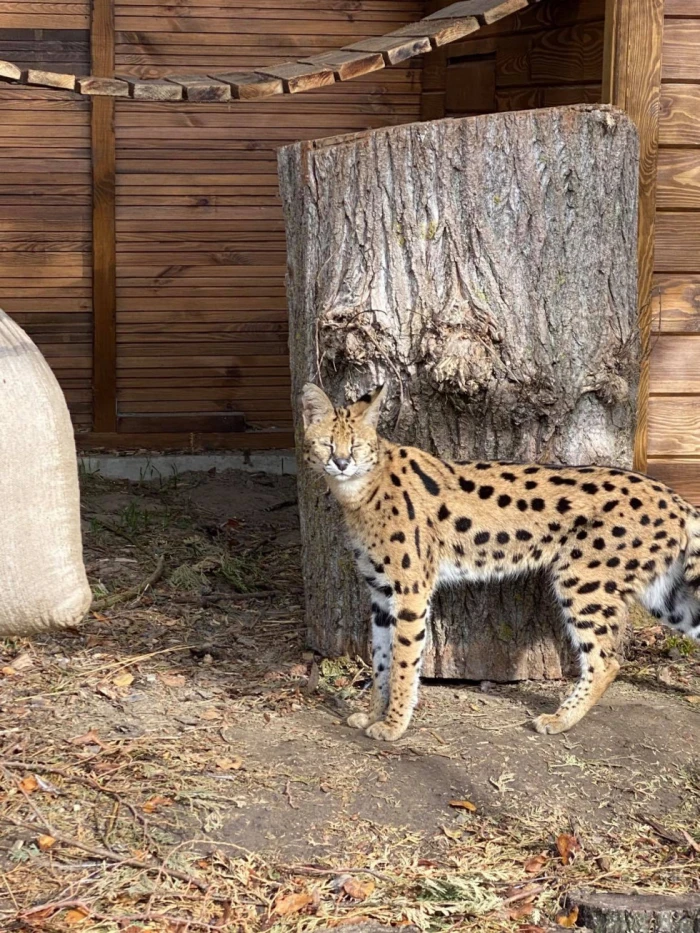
[[279, 864, 393, 883], [91, 554, 165, 610], [0, 815, 207, 893]]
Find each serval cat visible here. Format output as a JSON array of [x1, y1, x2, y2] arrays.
[[301, 383, 700, 742]]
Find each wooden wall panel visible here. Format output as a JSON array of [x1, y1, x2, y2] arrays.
[[420, 0, 605, 120], [113, 0, 423, 434], [649, 6, 700, 503], [0, 23, 92, 430]]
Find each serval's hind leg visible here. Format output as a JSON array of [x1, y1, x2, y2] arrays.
[[533, 571, 624, 735]]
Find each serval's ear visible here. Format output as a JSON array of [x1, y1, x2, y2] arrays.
[[301, 383, 334, 429], [355, 384, 388, 429]]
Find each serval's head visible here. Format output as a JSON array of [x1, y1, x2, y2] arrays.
[[301, 383, 387, 482]]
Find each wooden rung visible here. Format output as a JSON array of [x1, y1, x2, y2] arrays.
[[213, 72, 284, 100], [165, 74, 232, 102], [0, 60, 21, 82], [128, 79, 183, 101], [25, 68, 77, 90], [78, 76, 129, 97], [256, 62, 336, 94], [298, 49, 384, 82], [427, 0, 530, 25], [390, 17, 480, 47], [344, 34, 432, 66]]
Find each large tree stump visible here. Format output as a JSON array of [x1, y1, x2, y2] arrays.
[[571, 891, 700, 932], [278, 105, 640, 680]]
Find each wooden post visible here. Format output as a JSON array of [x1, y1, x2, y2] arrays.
[[279, 106, 640, 680], [603, 0, 664, 473], [91, 0, 117, 432]]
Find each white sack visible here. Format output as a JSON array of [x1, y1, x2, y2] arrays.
[[0, 309, 91, 635]]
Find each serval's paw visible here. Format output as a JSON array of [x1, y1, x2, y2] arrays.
[[347, 712, 371, 730], [364, 720, 405, 742], [532, 711, 573, 735]]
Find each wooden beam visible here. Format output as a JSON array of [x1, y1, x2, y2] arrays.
[[213, 71, 284, 99], [344, 34, 432, 66], [390, 17, 480, 47], [78, 75, 129, 97], [297, 50, 385, 83], [255, 62, 336, 94], [602, 0, 664, 473], [91, 0, 117, 433]]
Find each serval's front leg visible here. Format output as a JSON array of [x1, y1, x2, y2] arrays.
[[365, 592, 430, 742], [347, 600, 394, 730]]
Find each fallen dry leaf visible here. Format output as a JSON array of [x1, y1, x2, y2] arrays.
[[9, 652, 33, 672], [18, 775, 39, 794], [142, 795, 174, 814], [86, 634, 108, 648], [69, 729, 105, 748], [273, 891, 313, 916], [449, 799, 477, 812], [556, 832, 581, 865], [215, 756, 242, 771], [1, 666, 18, 677], [343, 877, 375, 901], [64, 908, 90, 925], [686, 695, 700, 705], [112, 671, 134, 689], [91, 611, 109, 622], [518, 926, 547, 933], [524, 853, 548, 873], [508, 903, 534, 921], [159, 672, 186, 687], [37, 835, 56, 851], [555, 905, 579, 928], [200, 708, 222, 721]]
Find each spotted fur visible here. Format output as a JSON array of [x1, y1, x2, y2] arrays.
[[301, 384, 700, 741]]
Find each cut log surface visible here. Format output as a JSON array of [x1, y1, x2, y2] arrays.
[[572, 890, 700, 932], [278, 106, 640, 680]]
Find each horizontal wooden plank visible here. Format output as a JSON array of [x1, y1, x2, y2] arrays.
[[656, 150, 700, 209], [114, 265, 286, 278], [116, 310, 286, 322], [662, 19, 700, 81], [118, 412, 245, 433], [648, 396, 700, 456], [659, 84, 700, 146], [652, 274, 700, 332], [115, 0, 420, 9], [117, 343, 288, 357], [117, 354, 288, 368], [114, 15, 412, 34], [647, 460, 700, 505], [664, 0, 700, 11], [77, 430, 294, 451], [121, 398, 291, 414], [655, 213, 700, 272], [0, 14, 88, 27], [650, 335, 700, 392], [120, 386, 289, 401]]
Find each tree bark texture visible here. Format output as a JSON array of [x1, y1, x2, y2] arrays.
[[278, 105, 640, 681], [571, 891, 700, 932]]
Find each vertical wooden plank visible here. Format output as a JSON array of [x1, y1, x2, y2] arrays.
[[602, 0, 664, 472], [91, 0, 117, 432]]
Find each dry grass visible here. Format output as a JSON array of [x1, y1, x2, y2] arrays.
[[0, 469, 698, 932]]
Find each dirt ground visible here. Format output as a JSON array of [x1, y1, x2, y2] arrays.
[[0, 468, 698, 932]]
